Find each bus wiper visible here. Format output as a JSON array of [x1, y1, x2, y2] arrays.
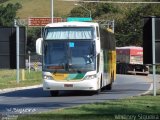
[[86, 55, 93, 64], [65, 63, 69, 71], [77, 70, 82, 73]]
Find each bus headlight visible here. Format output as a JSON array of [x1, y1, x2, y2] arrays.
[[83, 74, 96, 80], [43, 75, 53, 80]]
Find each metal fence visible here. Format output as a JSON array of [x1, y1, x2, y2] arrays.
[[26, 54, 42, 71]]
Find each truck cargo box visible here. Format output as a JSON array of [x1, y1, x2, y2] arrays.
[[116, 46, 149, 75], [116, 46, 143, 64]]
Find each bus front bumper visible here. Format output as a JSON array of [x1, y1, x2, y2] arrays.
[[43, 79, 99, 91]]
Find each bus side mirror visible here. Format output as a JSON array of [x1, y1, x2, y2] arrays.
[[36, 38, 43, 55]]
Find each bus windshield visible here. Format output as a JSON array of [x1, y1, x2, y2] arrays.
[[43, 40, 96, 73], [44, 27, 94, 40]]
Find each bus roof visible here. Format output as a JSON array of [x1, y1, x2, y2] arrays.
[[45, 22, 99, 28]]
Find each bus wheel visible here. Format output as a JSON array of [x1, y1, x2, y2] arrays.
[[96, 89, 101, 94], [94, 79, 102, 94], [50, 90, 59, 96], [105, 73, 113, 90], [105, 83, 112, 90]]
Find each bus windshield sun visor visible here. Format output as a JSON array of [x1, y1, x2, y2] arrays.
[[45, 27, 94, 40]]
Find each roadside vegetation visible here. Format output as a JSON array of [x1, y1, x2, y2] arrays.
[[1, 0, 74, 18], [1, 0, 160, 51], [18, 93, 160, 120], [0, 69, 41, 89], [150, 65, 160, 74]]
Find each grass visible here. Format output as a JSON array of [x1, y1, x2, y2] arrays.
[[149, 65, 160, 74], [17, 94, 160, 120], [2, 0, 75, 18], [0, 69, 42, 89]]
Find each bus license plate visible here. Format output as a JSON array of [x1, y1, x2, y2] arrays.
[[64, 84, 73, 87]]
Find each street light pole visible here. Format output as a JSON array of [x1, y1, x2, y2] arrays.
[[51, 0, 54, 23], [75, 4, 91, 18]]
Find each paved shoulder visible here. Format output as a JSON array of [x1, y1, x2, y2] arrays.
[[0, 85, 42, 94]]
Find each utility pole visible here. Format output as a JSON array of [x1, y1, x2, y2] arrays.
[[14, 19, 20, 84], [151, 17, 156, 96]]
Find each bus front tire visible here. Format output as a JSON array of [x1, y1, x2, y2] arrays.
[[50, 90, 59, 96], [96, 89, 101, 94]]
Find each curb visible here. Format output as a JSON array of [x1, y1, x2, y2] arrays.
[[140, 83, 153, 96], [0, 84, 42, 94], [140, 74, 160, 96]]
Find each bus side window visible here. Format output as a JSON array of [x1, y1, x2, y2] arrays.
[[96, 26, 100, 39]]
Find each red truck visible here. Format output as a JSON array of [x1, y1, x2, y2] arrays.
[[116, 46, 149, 75]]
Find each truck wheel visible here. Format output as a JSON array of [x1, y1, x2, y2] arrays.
[[122, 65, 127, 74], [50, 90, 59, 96]]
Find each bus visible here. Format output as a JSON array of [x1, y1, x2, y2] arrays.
[[36, 21, 116, 96]]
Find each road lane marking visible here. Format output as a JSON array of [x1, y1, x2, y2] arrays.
[[140, 83, 153, 96]]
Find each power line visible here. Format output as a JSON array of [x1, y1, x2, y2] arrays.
[[62, 0, 160, 4]]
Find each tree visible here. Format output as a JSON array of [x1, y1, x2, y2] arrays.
[[0, 3, 22, 26], [70, 7, 89, 17], [27, 28, 41, 52], [69, 3, 118, 19], [116, 4, 160, 47], [92, 3, 118, 18], [69, 2, 160, 47], [0, 0, 8, 4]]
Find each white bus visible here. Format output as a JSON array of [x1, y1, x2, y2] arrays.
[[36, 21, 116, 96]]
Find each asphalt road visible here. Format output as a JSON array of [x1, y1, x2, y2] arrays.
[[0, 74, 152, 115]]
